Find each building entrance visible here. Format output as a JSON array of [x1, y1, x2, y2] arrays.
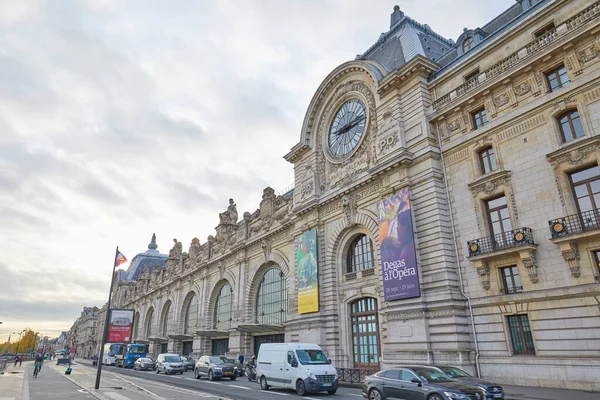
[[211, 338, 229, 356], [182, 341, 193, 356], [160, 342, 168, 353], [253, 334, 284, 356]]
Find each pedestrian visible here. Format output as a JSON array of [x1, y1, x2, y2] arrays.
[[19, 355, 23, 366], [238, 354, 244, 365], [14, 355, 19, 367]]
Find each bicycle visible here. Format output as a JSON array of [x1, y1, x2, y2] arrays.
[[33, 362, 42, 378]]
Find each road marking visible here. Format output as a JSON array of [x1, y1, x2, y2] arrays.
[[262, 391, 289, 396], [304, 397, 320, 400], [113, 374, 230, 398], [227, 384, 251, 390], [112, 375, 165, 399], [347, 394, 363, 397]]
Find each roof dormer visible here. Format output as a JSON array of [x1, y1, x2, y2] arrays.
[[455, 27, 487, 56]]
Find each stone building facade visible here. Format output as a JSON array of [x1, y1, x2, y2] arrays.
[[68, 306, 99, 359], [110, 0, 600, 390]]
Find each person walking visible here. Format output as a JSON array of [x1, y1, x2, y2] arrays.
[[19, 355, 23, 366], [238, 354, 244, 365], [14, 355, 19, 367]]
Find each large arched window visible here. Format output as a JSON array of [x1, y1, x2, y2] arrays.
[[145, 308, 154, 338], [350, 298, 380, 368], [256, 266, 288, 324], [347, 234, 375, 273], [161, 301, 172, 337], [213, 284, 233, 331], [133, 311, 140, 339], [184, 294, 198, 335]]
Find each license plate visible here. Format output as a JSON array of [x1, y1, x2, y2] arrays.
[[322, 383, 331, 387], [225, 371, 232, 375], [493, 395, 503, 398]]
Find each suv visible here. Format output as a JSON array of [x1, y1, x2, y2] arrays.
[[155, 353, 184, 375], [194, 355, 236, 381]]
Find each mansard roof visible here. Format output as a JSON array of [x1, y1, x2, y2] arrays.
[[123, 233, 168, 281]]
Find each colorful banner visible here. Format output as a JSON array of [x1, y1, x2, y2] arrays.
[[107, 309, 135, 343], [297, 229, 319, 314], [377, 188, 421, 301]]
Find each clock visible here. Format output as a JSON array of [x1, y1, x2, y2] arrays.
[[328, 99, 367, 157]]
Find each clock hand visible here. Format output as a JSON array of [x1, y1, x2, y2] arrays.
[[333, 115, 365, 136]]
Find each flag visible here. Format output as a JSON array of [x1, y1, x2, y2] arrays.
[[115, 251, 128, 267]]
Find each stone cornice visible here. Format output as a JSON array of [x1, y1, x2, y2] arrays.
[[377, 55, 439, 97], [546, 135, 600, 166]]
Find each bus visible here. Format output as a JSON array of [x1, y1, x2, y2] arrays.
[[102, 343, 122, 366]]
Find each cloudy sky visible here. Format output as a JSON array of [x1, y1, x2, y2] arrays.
[[0, 0, 514, 339]]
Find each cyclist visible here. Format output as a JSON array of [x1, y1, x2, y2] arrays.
[[33, 354, 43, 378]]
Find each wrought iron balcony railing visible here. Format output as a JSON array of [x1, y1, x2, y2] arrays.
[[549, 209, 600, 239], [468, 227, 535, 257], [500, 286, 523, 295]]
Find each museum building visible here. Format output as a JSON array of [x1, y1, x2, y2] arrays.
[[112, 0, 600, 390]]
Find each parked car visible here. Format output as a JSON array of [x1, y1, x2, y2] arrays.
[[133, 357, 154, 371], [194, 355, 236, 381], [180, 356, 195, 371], [430, 366, 504, 399], [362, 366, 486, 400], [155, 353, 185, 375], [257, 343, 338, 395]]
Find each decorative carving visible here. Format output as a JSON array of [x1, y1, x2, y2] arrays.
[[484, 181, 496, 195], [377, 110, 402, 156], [514, 81, 531, 97], [476, 263, 490, 290], [261, 239, 272, 261], [547, 138, 600, 167], [468, 170, 511, 196], [188, 237, 202, 264], [493, 92, 510, 108], [561, 246, 580, 277], [532, 72, 543, 96], [169, 238, 183, 260], [300, 181, 314, 199], [447, 118, 461, 132], [521, 251, 538, 283], [218, 260, 225, 280], [578, 45, 599, 65], [342, 194, 358, 225], [219, 198, 238, 225], [565, 50, 583, 76]]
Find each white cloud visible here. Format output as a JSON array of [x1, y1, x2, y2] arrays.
[[0, 0, 513, 338]]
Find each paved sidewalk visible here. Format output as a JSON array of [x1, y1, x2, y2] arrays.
[[0, 361, 25, 400], [501, 384, 600, 400], [27, 362, 95, 399]]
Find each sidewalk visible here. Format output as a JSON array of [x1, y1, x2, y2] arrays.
[[501, 384, 600, 400], [0, 361, 25, 400]]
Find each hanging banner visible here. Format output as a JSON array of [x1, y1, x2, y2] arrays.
[[107, 309, 135, 343], [377, 188, 421, 301], [297, 229, 319, 314]]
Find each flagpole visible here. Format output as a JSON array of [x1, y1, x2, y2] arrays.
[[95, 246, 120, 390]]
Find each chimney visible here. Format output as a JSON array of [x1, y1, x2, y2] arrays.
[[390, 5, 404, 28]]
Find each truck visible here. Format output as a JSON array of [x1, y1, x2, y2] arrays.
[[114, 343, 146, 368]]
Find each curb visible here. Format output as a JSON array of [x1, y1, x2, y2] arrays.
[[50, 365, 112, 400]]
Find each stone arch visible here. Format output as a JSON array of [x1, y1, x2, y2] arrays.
[[327, 211, 380, 267], [245, 261, 289, 323], [299, 60, 384, 150], [180, 290, 199, 335], [208, 279, 233, 330], [144, 306, 155, 338], [159, 299, 173, 337]]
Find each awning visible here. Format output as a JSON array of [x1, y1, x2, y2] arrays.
[[195, 329, 229, 337], [147, 336, 168, 342], [236, 323, 284, 334], [168, 334, 193, 340]]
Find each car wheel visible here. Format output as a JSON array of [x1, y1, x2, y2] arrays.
[[327, 390, 337, 395], [260, 376, 270, 390], [208, 370, 214, 381], [180, 371, 184, 375], [427, 395, 444, 400], [296, 380, 307, 396], [369, 388, 382, 400], [230, 376, 236, 381], [156, 367, 160, 374], [194, 369, 200, 379]]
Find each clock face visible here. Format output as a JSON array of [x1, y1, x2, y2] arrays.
[[328, 99, 367, 157]]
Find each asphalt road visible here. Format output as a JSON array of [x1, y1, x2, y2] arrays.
[[93, 364, 364, 400]]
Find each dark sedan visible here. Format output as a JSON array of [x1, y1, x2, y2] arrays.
[[133, 357, 154, 371], [181, 356, 195, 371], [430, 366, 504, 399], [362, 366, 486, 400], [194, 355, 236, 381]]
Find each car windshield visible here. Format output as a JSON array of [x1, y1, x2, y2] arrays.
[[165, 356, 180, 362], [209, 357, 224, 364], [441, 367, 471, 378], [296, 350, 328, 365], [139, 358, 152, 362], [128, 346, 145, 354], [413, 368, 453, 382]]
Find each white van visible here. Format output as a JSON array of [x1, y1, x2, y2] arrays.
[[256, 343, 338, 396]]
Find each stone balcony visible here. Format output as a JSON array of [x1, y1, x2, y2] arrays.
[[467, 227, 538, 289], [431, 2, 600, 112], [548, 209, 600, 277]]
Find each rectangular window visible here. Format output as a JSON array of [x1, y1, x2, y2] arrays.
[[546, 65, 569, 92], [486, 196, 512, 237], [569, 166, 600, 230], [479, 147, 497, 174], [533, 21, 555, 38], [507, 314, 536, 355], [594, 250, 600, 277], [500, 266, 522, 294], [472, 108, 488, 129]]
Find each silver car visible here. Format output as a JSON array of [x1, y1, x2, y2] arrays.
[[155, 353, 184, 375]]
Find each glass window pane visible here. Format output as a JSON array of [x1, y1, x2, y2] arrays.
[[571, 166, 600, 183]]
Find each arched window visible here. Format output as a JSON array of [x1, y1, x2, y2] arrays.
[[133, 312, 140, 339], [558, 110, 584, 143], [145, 308, 154, 338], [213, 284, 233, 330], [256, 267, 287, 324], [479, 147, 497, 174], [161, 301, 172, 337], [184, 294, 198, 335], [347, 234, 375, 273], [462, 36, 474, 52], [350, 298, 380, 368]]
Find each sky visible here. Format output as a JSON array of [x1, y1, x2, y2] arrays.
[[0, 0, 514, 340]]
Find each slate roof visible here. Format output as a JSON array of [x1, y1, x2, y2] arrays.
[[123, 233, 168, 281]]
